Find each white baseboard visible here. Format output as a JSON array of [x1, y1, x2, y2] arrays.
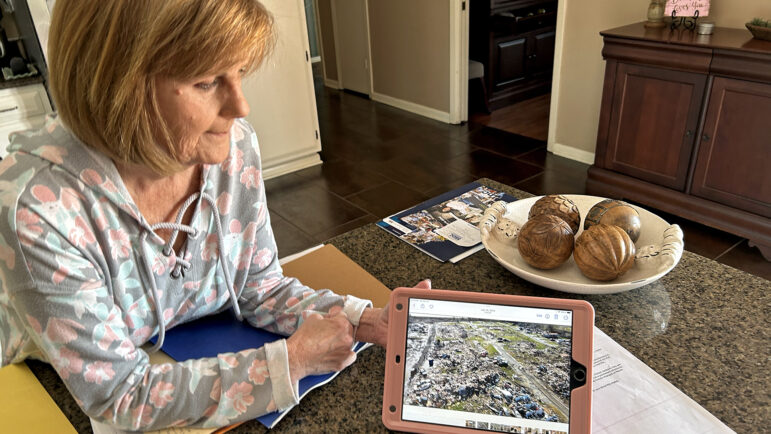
[[371, 92, 451, 124], [263, 154, 322, 180], [549, 142, 596, 165], [324, 78, 341, 89]]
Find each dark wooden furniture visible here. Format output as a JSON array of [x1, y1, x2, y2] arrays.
[[589, 23, 771, 261], [469, 0, 557, 110]]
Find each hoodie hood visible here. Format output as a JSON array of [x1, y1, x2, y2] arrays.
[[8, 115, 147, 225]]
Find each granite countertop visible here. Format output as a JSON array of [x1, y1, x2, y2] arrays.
[[29, 179, 770, 433]]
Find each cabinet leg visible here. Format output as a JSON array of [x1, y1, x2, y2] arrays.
[[748, 240, 771, 262]]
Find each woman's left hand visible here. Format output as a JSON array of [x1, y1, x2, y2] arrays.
[[354, 279, 431, 347]]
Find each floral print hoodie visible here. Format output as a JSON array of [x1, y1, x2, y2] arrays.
[[0, 116, 370, 430]]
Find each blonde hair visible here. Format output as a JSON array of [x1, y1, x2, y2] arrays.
[[48, 0, 275, 176]]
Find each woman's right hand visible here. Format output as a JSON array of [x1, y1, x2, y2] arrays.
[[286, 310, 356, 382]]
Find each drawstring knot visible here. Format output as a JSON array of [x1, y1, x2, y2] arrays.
[[139, 192, 243, 353]]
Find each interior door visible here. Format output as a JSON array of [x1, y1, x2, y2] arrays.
[[242, 0, 322, 179], [333, 0, 371, 95]]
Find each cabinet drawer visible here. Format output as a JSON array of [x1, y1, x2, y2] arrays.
[[0, 84, 51, 124]]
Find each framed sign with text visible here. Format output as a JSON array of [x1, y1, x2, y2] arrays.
[[665, 0, 710, 18]]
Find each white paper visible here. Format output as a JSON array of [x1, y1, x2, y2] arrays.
[[592, 327, 735, 433], [435, 219, 481, 247]]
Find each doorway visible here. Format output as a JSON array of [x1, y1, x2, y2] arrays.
[[466, 0, 559, 142]]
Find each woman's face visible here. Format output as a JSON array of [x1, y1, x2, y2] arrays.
[[155, 62, 250, 167]]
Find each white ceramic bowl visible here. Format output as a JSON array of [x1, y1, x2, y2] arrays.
[[479, 195, 684, 295]]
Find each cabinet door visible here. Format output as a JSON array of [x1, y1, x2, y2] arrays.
[[690, 77, 771, 217], [528, 29, 555, 78], [604, 63, 706, 190], [493, 36, 527, 89]]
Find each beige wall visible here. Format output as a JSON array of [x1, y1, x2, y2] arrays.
[[708, 0, 770, 28], [367, 0, 450, 111], [316, 0, 338, 82], [552, 0, 771, 161]]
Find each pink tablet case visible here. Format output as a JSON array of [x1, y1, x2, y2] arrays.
[[382, 287, 594, 434]]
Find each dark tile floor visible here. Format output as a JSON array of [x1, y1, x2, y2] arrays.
[[264, 77, 770, 282]]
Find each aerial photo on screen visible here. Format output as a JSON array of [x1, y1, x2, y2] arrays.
[[403, 318, 571, 423]]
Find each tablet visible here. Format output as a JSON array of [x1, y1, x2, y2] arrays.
[[383, 288, 594, 434]]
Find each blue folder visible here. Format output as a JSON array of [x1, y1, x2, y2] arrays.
[[152, 310, 369, 428]]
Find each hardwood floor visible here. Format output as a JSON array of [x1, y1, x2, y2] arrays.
[[264, 73, 770, 281], [469, 93, 551, 141]]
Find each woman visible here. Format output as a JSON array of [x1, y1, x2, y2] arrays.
[[0, 0, 417, 430]]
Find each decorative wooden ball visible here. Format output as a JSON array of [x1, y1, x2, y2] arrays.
[[518, 214, 574, 270], [584, 199, 642, 242], [528, 195, 581, 234], [574, 224, 636, 281]]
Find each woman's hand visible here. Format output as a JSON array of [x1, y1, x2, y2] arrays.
[[286, 310, 356, 383], [354, 279, 432, 347], [354, 306, 389, 347]]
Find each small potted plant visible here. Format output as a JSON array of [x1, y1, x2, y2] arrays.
[[746, 17, 771, 41]]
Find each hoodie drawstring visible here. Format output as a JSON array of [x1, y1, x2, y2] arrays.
[[139, 192, 243, 353]]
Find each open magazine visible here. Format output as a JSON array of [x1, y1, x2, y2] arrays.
[[152, 310, 370, 429], [377, 182, 517, 262]]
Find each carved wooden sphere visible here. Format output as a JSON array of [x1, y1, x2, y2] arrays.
[[574, 224, 636, 281], [528, 195, 581, 234], [518, 214, 574, 270], [584, 199, 642, 242]]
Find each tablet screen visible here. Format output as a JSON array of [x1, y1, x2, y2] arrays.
[[401, 298, 572, 434]]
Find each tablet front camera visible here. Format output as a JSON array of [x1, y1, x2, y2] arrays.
[[573, 366, 586, 382]]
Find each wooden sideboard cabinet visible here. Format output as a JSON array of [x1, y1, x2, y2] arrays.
[[470, 0, 557, 110], [588, 23, 771, 260]]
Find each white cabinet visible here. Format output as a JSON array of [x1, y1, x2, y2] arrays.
[[0, 83, 53, 158]]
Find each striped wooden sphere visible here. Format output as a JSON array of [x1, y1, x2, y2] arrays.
[[574, 224, 636, 281]]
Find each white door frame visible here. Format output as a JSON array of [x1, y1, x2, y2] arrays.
[[449, 0, 469, 124], [546, 0, 566, 155]]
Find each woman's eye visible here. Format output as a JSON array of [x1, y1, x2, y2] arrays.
[[195, 79, 219, 90]]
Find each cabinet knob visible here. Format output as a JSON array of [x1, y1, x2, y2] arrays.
[[702, 134, 711, 141], [685, 130, 692, 137]]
